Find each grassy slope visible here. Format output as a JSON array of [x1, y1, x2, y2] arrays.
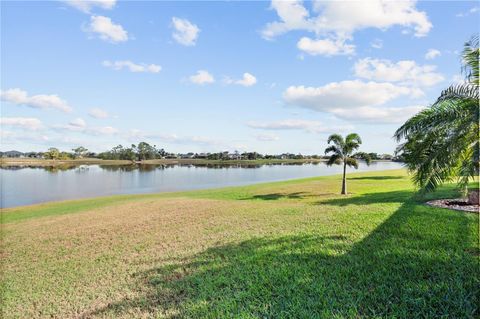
[[1, 169, 478, 318]]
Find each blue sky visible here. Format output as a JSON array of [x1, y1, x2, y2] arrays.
[[1, 0, 478, 154]]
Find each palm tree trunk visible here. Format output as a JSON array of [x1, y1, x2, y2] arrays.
[[341, 161, 347, 195]]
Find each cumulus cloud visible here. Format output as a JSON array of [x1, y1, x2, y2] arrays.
[[425, 48, 441, 60], [85, 15, 128, 43], [283, 80, 422, 112], [297, 37, 355, 56], [331, 105, 425, 123], [171, 17, 200, 46], [88, 108, 110, 119], [263, 0, 432, 39], [247, 119, 352, 134], [102, 60, 161, 73], [224, 73, 257, 87], [262, 0, 431, 56], [0, 88, 72, 112], [354, 58, 444, 87], [65, 0, 116, 13], [0, 117, 44, 130], [255, 133, 280, 141], [189, 70, 215, 85]]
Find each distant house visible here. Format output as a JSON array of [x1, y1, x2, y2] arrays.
[[24, 152, 43, 158], [0, 150, 25, 158], [196, 153, 208, 159], [380, 154, 393, 160], [179, 153, 195, 159], [228, 153, 241, 160]]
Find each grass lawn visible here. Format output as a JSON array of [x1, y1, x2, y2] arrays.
[[1, 169, 478, 318]]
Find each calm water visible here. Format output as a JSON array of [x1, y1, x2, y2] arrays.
[[1, 161, 403, 208]]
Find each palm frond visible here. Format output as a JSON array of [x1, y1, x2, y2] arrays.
[[462, 34, 479, 85], [327, 134, 344, 148], [345, 157, 358, 169], [435, 83, 479, 104], [324, 145, 341, 156], [354, 152, 372, 165], [326, 154, 342, 166], [345, 133, 362, 145], [393, 95, 476, 141]]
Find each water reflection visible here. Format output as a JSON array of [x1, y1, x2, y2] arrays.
[[1, 161, 403, 208], [1, 161, 324, 172]]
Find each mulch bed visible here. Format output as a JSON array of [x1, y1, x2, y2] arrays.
[[426, 199, 479, 213]]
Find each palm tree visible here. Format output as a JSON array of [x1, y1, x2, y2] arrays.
[[325, 133, 371, 195], [394, 35, 479, 198]]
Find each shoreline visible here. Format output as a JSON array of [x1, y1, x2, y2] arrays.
[[1, 168, 406, 213], [0, 157, 396, 167]]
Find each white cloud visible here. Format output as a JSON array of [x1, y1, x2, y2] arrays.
[[69, 118, 87, 128], [331, 105, 425, 123], [370, 38, 383, 49], [0, 117, 44, 130], [247, 119, 352, 134], [189, 70, 215, 85], [262, 0, 431, 56], [262, 0, 311, 39], [53, 119, 117, 135], [65, 0, 116, 13], [425, 48, 441, 60], [124, 130, 235, 150], [255, 133, 280, 141], [236, 73, 257, 87], [171, 17, 200, 46], [0, 88, 72, 112], [88, 126, 118, 135], [224, 72, 257, 87], [297, 37, 355, 56], [85, 15, 128, 43], [263, 0, 432, 39], [88, 108, 109, 119], [456, 6, 479, 17], [1, 130, 50, 144], [354, 58, 444, 87], [102, 60, 161, 73], [283, 80, 422, 112]]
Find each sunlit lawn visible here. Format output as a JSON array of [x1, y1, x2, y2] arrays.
[[1, 169, 478, 318]]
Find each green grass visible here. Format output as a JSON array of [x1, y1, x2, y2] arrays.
[[1, 169, 478, 318]]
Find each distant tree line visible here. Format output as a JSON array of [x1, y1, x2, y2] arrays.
[[1, 142, 401, 162], [97, 142, 168, 161]]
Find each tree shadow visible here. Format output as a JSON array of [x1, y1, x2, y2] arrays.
[[349, 176, 405, 180], [318, 185, 463, 207], [317, 190, 415, 206], [86, 191, 479, 318], [240, 192, 335, 201], [241, 192, 309, 201]]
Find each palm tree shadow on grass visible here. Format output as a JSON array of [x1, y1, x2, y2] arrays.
[[239, 191, 334, 201], [348, 176, 405, 180], [87, 191, 479, 318], [242, 191, 308, 201], [317, 185, 463, 207]]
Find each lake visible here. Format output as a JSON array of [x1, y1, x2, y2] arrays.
[[1, 161, 404, 208]]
